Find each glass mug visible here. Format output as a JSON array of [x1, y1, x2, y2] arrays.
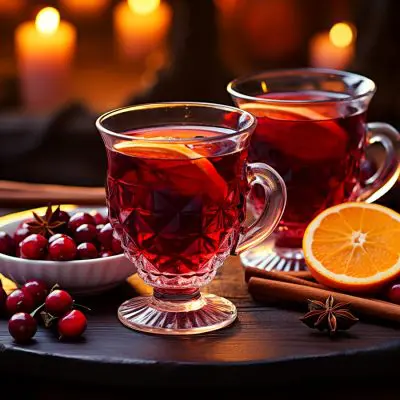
[[228, 68, 400, 271], [96, 102, 286, 335]]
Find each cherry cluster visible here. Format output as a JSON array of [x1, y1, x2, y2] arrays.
[[0, 205, 123, 261], [2, 279, 88, 343]]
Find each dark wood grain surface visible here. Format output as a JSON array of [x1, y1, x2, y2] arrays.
[[1, 209, 400, 395]]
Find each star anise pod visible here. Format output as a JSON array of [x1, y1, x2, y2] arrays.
[[26, 204, 66, 238], [300, 295, 359, 335]]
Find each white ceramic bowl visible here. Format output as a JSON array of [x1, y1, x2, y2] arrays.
[[0, 205, 136, 295]]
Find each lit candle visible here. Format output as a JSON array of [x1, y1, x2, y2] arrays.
[[15, 7, 76, 111], [113, 0, 172, 61], [309, 22, 355, 70], [60, 0, 111, 17]]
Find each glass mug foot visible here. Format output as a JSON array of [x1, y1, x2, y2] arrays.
[[240, 234, 307, 271], [118, 290, 237, 335]]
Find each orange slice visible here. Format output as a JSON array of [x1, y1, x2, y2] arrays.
[[303, 202, 400, 293], [240, 102, 348, 161], [114, 141, 228, 202]]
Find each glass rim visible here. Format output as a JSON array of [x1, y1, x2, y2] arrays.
[[95, 101, 256, 143], [227, 68, 377, 105]]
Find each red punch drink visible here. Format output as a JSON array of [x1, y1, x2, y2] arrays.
[[242, 91, 366, 248], [97, 102, 286, 334], [106, 126, 248, 285]]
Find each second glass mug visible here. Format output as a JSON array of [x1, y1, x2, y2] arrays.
[[228, 68, 400, 271], [96, 102, 286, 335]]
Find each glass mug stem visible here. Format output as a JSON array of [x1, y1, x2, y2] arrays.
[[235, 162, 287, 254], [355, 123, 400, 202]]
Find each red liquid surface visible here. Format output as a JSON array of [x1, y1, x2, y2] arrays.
[[106, 127, 248, 277], [243, 91, 366, 247]]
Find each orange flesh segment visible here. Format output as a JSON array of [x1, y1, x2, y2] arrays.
[[303, 203, 400, 289], [113, 141, 228, 202]]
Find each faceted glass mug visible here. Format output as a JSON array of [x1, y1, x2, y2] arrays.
[[96, 102, 286, 335], [228, 68, 400, 271]]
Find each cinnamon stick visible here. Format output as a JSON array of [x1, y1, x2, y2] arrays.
[[0, 181, 105, 206], [244, 267, 327, 290], [248, 277, 400, 323], [244, 267, 320, 289], [283, 271, 314, 280]]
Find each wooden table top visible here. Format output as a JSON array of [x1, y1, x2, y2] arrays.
[[0, 208, 400, 395]]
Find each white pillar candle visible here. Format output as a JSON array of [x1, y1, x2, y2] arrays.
[[15, 7, 76, 111], [309, 22, 355, 70], [114, 0, 172, 61]]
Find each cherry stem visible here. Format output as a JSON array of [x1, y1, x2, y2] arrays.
[[50, 283, 60, 293], [30, 303, 45, 317], [73, 302, 91, 312]]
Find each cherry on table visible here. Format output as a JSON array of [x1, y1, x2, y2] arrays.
[[6, 289, 35, 314], [0, 282, 7, 314], [74, 224, 97, 244], [45, 289, 73, 316], [0, 231, 15, 256], [96, 224, 104, 234], [97, 223, 113, 250], [48, 235, 77, 261], [58, 309, 87, 340], [386, 282, 400, 304], [8, 312, 37, 343], [19, 234, 48, 260], [68, 212, 96, 233], [22, 280, 48, 306], [77, 242, 98, 260]]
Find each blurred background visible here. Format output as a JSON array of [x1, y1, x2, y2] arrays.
[[0, 0, 398, 208]]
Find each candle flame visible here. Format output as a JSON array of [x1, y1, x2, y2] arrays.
[[128, 0, 160, 15], [329, 22, 354, 48], [35, 7, 60, 35]]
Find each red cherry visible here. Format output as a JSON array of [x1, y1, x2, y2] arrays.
[[96, 224, 104, 234], [18, 218, 35, 229], [74, 224, 97, 244], [48, 233, 67, 244], [111, 237, 123, 254], [77, 242, 98, 260], [8, 312, 37, 343], [14, 227, 30, 246], [22, 280, 48, 306], [0, 231, 15, 256], [68, 212, 96, 232], [97, 223, 113, 250], [90, 211, 107, 225], [45, 289, 73, 316], [58, 309, 87, 339], [19, 234, 47, 260], [48, 235, 77, 261], [57, 210, 70, 226], [386, 282, 400, 304], [6, 289, 35, 314], [100, 250, 114, 258]]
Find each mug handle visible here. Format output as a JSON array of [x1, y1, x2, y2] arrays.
[[355, 123, 400, 203], [234, 162, 287, 255]]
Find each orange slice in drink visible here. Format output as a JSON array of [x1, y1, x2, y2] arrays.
[[241, 102, 348, 161], [114, 141, 228, 202], [303, 202, 400, 293]]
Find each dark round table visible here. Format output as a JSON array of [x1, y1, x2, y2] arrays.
[[1, 254, 400, 397]]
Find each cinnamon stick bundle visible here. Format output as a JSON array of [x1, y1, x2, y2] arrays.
[[249, 277, 400, 323]]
